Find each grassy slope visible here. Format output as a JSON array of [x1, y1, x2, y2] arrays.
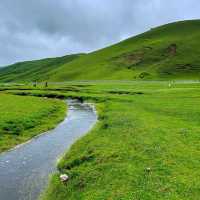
[[0, 20, 200, 82], [0, 93, 66, 152], [1, 20, 200, 82], [49, 20, 200, 81], [38, 82, 200, 200], [0, 54, 83, 82]]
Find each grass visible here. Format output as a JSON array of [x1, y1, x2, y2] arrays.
[[1, 20, 200, 82], [0, 93, 66, 153], [2, 81, 199, 199], [41, 82, 200, 200]]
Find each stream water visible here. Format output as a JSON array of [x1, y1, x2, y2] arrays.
[[0, 100, 97, 200]]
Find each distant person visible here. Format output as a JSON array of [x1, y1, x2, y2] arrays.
[[45, 82, 48, 87]]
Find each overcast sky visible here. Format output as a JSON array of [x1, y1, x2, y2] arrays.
[[0, 0, 199, 66]]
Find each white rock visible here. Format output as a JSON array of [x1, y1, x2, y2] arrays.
[[60, 174, 69, 182], [146, 167, 151, 172]]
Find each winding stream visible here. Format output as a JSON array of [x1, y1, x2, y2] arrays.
[[0, 100, 97, 200]]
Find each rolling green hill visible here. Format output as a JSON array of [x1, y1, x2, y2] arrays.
[[1, 20, 200, 82], [0, 54, 83, 82]]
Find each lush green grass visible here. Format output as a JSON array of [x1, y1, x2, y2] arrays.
[[2, 20, 200, 82], [0, 54, 83, 82], [4, 81, 199, 199], [39, 82, 200, 200], [50, 20, 200, 81], [0, 93, 66, 153]]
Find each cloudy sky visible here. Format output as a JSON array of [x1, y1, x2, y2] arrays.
[[0, 0, 199, 66]]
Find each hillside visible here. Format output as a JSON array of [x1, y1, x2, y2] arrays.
[[1, 20, 200, 82], [0, 54, 83, 82]]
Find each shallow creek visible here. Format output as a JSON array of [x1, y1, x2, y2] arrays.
[[0, 99, 97, 200]]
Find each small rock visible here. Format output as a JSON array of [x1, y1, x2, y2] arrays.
[[60, 174, 69, 183], [146, 167, 151, 172]]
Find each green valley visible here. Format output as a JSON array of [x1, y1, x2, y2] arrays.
[[0, 19, 200, 200]]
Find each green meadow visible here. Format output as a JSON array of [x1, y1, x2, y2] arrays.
[[0, 81, 199, 199], [0, 93, 66, 152]]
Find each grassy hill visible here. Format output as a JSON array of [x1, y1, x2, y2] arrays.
[[1, 20, 200, 82], [0, 54, 83, 82]]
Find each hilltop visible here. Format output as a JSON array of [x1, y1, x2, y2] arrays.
[[1, 20, 200, 82]]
